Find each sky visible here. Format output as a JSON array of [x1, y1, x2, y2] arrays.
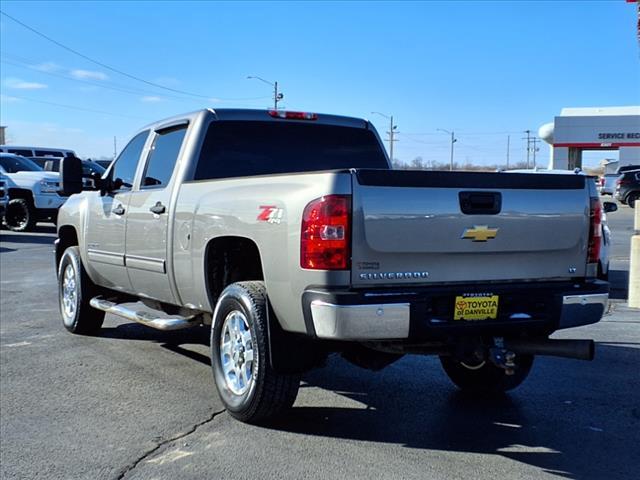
[[0, 1, 639, 167]]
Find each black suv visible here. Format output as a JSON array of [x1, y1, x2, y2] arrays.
[[615, 169, 640, 208]]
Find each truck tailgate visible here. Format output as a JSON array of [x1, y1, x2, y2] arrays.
[[351, 169, 590, 286]]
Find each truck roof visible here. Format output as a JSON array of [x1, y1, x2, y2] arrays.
[[137, 108, 371, 133]]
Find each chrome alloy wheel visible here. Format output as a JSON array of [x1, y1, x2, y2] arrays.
[[61, 263, 78, 325], [220, 310, 256, 395]]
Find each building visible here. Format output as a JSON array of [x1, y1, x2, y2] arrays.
[[539, 106, 640, 170]]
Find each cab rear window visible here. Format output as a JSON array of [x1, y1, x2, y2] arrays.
[[194, 121, 388, 180]]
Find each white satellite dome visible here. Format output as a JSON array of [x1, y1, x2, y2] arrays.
[[538, 122, 554, 144]]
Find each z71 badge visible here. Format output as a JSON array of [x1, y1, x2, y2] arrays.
[[257, 205, 284, 224]]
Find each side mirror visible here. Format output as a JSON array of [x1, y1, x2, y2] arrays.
[[603, 201, 618, 213], [60, 157, 83, 196]]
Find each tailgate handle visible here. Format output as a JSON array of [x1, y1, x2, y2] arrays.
[[459, 191, 502, 215]]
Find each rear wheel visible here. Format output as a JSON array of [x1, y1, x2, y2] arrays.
[[211, 281, 300, 423], [628, 193, 638, 208], [440, 354, 534, 393], [58, 246, 105, 335], [5, 198, 37, 232]]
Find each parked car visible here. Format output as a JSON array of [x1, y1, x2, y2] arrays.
[[93, 159, 114, 169], [30, 157, 106, 176], [0, 145, 76, 158], [0, 174, 7, 221], [615, 169, 640, 208], [55, 109, 609, 424], [0, 153, 66, 231], [616, 164, 640, 175], [599, 173, 620, 196]]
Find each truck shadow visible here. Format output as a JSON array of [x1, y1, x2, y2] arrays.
[[267, 344, 639, 480], [98, 323, 639, 478], [100, 323, 212, 365]]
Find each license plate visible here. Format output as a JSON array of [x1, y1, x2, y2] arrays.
[[454, 294, 499, 321]]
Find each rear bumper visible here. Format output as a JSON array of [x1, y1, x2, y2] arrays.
[[302, 280, 609, 341]]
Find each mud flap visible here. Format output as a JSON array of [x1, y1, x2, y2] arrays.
[[266, 301, 327, 374]]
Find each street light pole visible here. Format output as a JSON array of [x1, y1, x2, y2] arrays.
[[274, 81, 278, 110], [437, 128, 457, 171], [247, 76, 284, 110]]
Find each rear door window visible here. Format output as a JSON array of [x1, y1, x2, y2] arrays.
[[34, 150, 65, 157], [7, 149, 33, 157], [141, 125, 188, 189]]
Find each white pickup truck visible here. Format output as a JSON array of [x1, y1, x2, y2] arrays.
[[0, 153, 65, 231], [55, 109, 611, 423]]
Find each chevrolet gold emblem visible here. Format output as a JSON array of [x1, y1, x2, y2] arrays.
[[461, 225, 499, 242]]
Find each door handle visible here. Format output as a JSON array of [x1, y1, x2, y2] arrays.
[[112, 204, 125, 216], [149, 202, 166, 215]]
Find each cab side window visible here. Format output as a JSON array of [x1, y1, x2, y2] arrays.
[[141, 125, 188, 189], [111, 131, 148, 190]]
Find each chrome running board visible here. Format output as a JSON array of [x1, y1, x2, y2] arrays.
[[90, 297, 200, 331]]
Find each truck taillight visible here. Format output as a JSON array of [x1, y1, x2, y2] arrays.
[[269, 110, 318, 120], [301, 195, 351, 270], [587, 197, 602, 265]]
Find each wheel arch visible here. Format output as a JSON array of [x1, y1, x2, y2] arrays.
[[56, 225, 79, 270], [7, 188, 34, 203], [203, 236, 265, 309]]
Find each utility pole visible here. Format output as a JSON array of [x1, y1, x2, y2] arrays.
[[531, 137, 540, 168], [371, 112, 398, 162], [437, 128, 457, 171], [247, 76, 284, 110], [523, 130, 531, 169], [388, 115, 396, 162], [506, 135, 510, 169], [113, 136, 117, 160]]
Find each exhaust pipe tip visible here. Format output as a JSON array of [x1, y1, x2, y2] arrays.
[[506, 339, 595, 361]]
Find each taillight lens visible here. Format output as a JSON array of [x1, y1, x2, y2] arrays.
[[268, 110, 318, 120], [587, 197, 602, 265], [301, 195, 351, 270]]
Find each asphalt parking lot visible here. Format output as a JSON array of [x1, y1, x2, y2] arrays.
[[1, 202, 638, 480]]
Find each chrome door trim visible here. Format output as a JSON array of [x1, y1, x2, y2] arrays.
[[125, 254, 166, 274], [87, 249, 125, 266]]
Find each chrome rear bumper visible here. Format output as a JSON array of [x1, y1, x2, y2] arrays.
[[559, 293, 609, 329], [310, 301, 410, 340]]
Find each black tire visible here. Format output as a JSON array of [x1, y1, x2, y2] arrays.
[[440, 354, 534, 393], [211, 281, 300, 423], [58, 246, 105, 335], [5, 198, 37, 232], [628, 193, 638, 208]]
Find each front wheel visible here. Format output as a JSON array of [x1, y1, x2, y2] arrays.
[[440, 354, 534, 393], [58, 246, 105, 335], [628, 193, 638, 208], [211, 281, 300, 423], [5, 198, 37, 232]]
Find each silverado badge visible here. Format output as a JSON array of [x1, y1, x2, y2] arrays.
[[461, 225, 498, 242]]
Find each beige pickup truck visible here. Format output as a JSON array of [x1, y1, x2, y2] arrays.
[[55, 109, 609, 423]]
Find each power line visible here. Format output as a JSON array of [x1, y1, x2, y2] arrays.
[[1, 55, 272, 104], [1, 10, 217, 100], [400, 131, 522, 136], [1, 94, 146, 119]]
